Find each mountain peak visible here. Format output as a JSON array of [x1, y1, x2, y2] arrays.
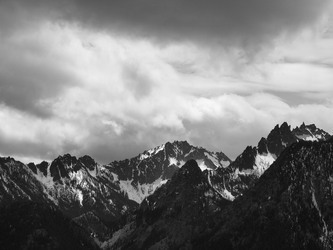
[[50, 154, 81, 182], [178, 159, 202, 178], [234, 146, 257, 171], [165, 140, 192, 151], [171, 139, 190, 145], [257, 137, 268, 154], [168, 160, 211, 192], [108, 141, 231, 203], [270, 122, 291, 134], [280, 121, 290, 129], [266, 122, 296, 155], [227, 122, 331, 198], [293, 122, 331, 142], [56, 153, 76, 161], [78, 155, 97, 171]]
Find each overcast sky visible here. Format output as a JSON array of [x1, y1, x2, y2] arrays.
[[0, 0, 333, 164]]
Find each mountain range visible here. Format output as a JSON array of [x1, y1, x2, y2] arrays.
[[0, 122, 332, 249], [104, 139, 333, 249]]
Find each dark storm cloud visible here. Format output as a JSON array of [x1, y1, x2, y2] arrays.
[[2, 0, 330, 50], [70, 0, 329, 48]]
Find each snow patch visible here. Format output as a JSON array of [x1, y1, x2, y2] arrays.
[[1, 183, 9, 193], [201, 152, 230, 169], [184, 148, 195, 157], [221, 189, 235, 201], [119, 178, 168, 204], [69, 170, 84, 185], [296, 134, 317, 142], [139, 154, 149, 160], [140, 144, 166, 160], [152, 144, 165, 154], [169, 157, 178, 166], [34, 170, 54, 189], [75, 189, 83, 206], [311, 183, 328, 242], [168, 157, 185, 168], [197, 160, 209, 171], [208, 170, 235, 201], [236, 152, 276, 177], [220, 160, 230, 168], [295, 128, 325, 142], [204, 189, 215, 198], [253, 152, 276, 176], [204, 152, 219, 168], [45, 190, 59, 205], [111, 172, 119, 182]]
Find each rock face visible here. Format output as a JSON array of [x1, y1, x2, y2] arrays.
[[0, 140, 231, 240], [208, 122, 332, 200], [233, 122, 330, 174], [0, 154, 138, 240], [0, 157, 50, 204], [199, 139, 333, 249], [293, 122, 331, 142], [232, 122, 297, 175], [103, 160, 231, 250], [105, 139, 333, 249], [107, 140, 231, 203]]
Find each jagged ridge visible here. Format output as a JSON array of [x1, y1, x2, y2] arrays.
[[207, 122, 332, 200], [200, 139, 333, 249]]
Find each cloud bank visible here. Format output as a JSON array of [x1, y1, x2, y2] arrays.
[[0, 0, 332, 163]]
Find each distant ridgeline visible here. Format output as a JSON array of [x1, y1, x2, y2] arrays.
[[0, 122, 332, 249]]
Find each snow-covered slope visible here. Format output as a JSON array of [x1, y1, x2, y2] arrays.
[[0, 141, 231, 238], [1, 155, 137, 240], [105, 140, 231, 203]]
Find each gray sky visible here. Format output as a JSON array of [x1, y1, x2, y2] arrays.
[[0, 0, 333, 164]]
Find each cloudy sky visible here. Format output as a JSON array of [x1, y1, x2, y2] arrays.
[[0, 0, 333, 164]]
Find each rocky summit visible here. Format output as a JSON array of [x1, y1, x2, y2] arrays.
[[107, 140, 231, 203], [207, 122, 332, 201]]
